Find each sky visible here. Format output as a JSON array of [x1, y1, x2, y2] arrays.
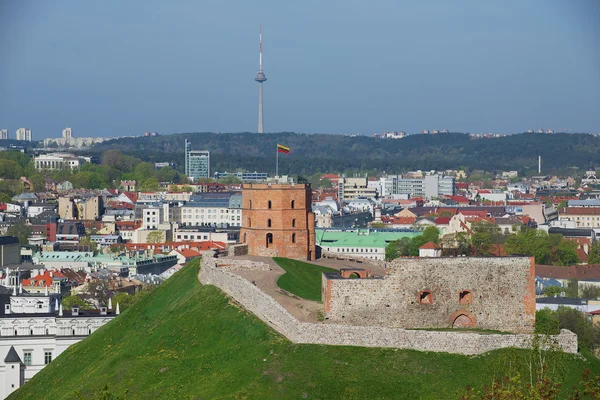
[[0, 0, 599, 139]]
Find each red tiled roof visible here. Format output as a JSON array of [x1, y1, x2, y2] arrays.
[[536, 264, 600, 280], [435, 217, 451, 225], [122, 192, 138, 203], [176, 248, 201, 258], [419, 241, 441, 250], [562, 207, 600, 215], [22, 270, 67, 287]]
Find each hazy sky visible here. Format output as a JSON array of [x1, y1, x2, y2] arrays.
[[1, 0, 599, 138]]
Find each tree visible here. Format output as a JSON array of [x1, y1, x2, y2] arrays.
[[370, 222, 385, 228], [139, 177, 160, 192], [421, 226, 440, 244], [84, 280, 111, 307], [6, 219, 31, 245], [134, 162, 155, 182], [588, 243, 600, 264], [534, 309, 560, 334], [543, 285, 563, 297], [111, 292, 137, 311], [556, 240, 579, 266], [146, 231, 164, 244], [471, 232, 492, 255], [61, 295, 93, 310], [0, 192, 11, 203], [566, 278, 579, 298]]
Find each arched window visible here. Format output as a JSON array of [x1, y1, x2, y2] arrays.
[[248, 218, 251, 227], [459, 290, 473, 305], [267, 219, 272, 228], [418, 290, 433, 305], [266, 233, 273, 247], [292, 219, 296, 228], [291, 200, 295, 209], [243, 233, 247, 243], [248, 200, 252, 209], [292, 233, 296, 243], [268, 200, 272, 209]]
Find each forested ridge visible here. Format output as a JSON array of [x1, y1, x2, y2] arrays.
[[84, 132, 600, 176]]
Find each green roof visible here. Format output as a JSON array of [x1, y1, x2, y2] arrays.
[[315, 229, 420, 248]]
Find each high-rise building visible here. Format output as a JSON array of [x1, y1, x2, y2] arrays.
[[62, 127, 73, 139], [0, 129, 8, 140], [15, 128, 32, 141], [184, 139, 210, 181]]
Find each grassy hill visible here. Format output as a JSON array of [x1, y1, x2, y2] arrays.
[[11, 259, 600, 400], [274, 257, 336, 301]]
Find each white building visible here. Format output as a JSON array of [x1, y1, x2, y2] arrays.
[[15, 128, 31, 142], [180, 193, 242, 227], [0, 289, 117, 399], [378, 174, 454, 199], [34, 153, 88, 171], [0, 130, 7, 140]]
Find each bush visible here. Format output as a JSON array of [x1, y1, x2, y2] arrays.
[[535, 309, 560, 335]]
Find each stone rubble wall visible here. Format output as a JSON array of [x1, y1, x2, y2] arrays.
[[198, 254, 578, 355], [321, 251, 387, 269], [216, 259, 271, 271]]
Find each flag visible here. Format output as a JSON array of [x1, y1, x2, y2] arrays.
[[277, 144, 290, 154]]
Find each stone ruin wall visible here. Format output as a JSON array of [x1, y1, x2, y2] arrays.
[[321, 251, 387, 270], [198, 254, 577, 355], [324, 257, 536, 333]]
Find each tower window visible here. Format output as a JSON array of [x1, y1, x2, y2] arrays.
[[459, 290, 473, 305], [292, 219, 296, 228], [249, 200, 252, 209], [266, 233, 273, 247], [267, 219, 272, 228], [291, 200, 295, 209], [292, 233, 296, 243], [268, 200, 272, 209], [418, 290, 433, 305]]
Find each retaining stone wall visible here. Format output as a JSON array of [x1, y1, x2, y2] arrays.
[[216, 259, 271, 271], [198, 254, 577, 355]]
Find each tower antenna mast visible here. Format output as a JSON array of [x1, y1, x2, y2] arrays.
[[255, 25, 267, 134]]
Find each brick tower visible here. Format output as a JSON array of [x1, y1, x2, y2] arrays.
[[240, 183, 316, 260]]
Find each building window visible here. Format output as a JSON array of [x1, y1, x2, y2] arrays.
[[459, 290, 473, 305], [249, 200, 252, 209], [291, 200, 295, 209], [418, 290, 433, 304], [292, 219, 296, 228], [268, 200, 272, 209], [44, 351, 52, 365], [267, 219, 272, 228], [248, 218, 251, 228], [292, 233, 296, 243], [23, 351, 32, 366], [266, 233, 273, 247]]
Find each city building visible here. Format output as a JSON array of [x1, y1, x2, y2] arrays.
[[42, 128, 108, 148], [34, 153, 89, 171], [0, 130, 8, 140], [184, 140, 210, 181], [15, 128, 31, 142], [172, 225, 237, 243], [316, 229, 420, 261], [213, 171, 268, 182], [58, 195, 104, 221], [180, 192, 242, 227], [240, 183, 316, 260], [337, 176, 378, 201], [0, 288, 116, 398]]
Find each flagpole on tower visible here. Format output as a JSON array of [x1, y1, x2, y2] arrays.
[[276, 144, 279, 178]]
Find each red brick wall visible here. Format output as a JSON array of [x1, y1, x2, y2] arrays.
[[240, 183, 316, 260]]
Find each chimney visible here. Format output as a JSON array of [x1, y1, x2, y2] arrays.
[[72, 306, 79, 316]]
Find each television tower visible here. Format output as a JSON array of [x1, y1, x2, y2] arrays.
[[255, 25, 267, 133]]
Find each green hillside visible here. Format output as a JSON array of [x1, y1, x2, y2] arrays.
[[11, 260, 600, 400]]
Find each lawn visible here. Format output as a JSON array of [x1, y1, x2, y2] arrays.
[[273, 257, 337, 301], [11, 259, 600, 400]]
